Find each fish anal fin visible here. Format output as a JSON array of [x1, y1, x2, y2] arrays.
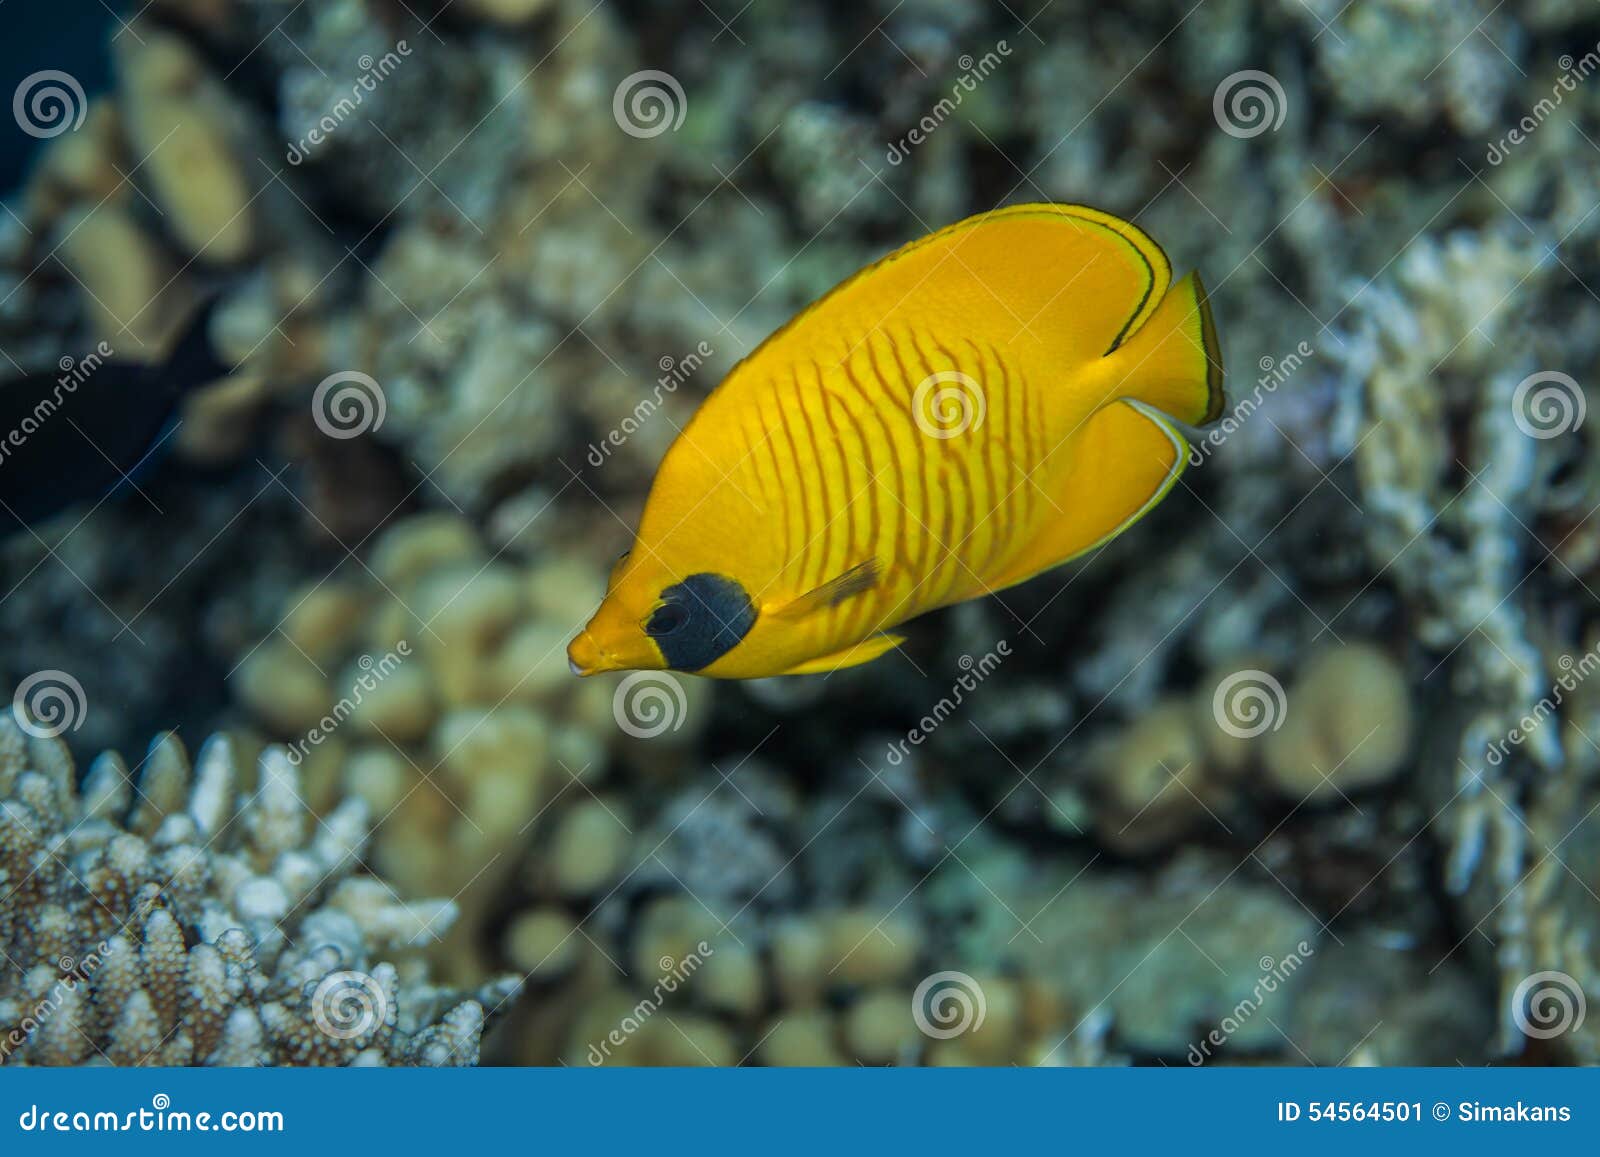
[[773, 558, 882, 619], [780, 633, 905, 675], [985, 399, 1186, 591]]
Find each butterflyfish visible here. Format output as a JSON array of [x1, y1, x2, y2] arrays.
[[0, 295, 231, 530], [569, 203, 1224, 679]]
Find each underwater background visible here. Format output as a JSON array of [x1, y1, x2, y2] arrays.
[[2, 0, 1599, 1066]]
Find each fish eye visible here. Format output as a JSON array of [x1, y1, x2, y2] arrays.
[[645, 601, 688, 637]]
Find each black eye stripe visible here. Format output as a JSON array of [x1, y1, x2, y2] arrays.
[[650, 573, 757, 671]]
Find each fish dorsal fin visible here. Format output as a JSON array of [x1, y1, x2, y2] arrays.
[[747, 203, 1173, 373], [772, 558, 882, 619], [607, 550, 630, 591], [779, 633, 905, 675]]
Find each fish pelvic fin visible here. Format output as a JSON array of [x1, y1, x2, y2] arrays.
[[1101, 270, 1226, 427], [983, 400, 1187, 592], [779, 632, 905, 675], [771, 558, 882, 620]]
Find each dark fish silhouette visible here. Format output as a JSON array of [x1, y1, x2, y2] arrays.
[[0, 297, 231, 529]]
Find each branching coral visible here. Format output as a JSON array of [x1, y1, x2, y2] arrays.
[[0, 717, 515, 1065]]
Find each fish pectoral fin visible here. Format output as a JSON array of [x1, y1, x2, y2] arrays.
[[779, 633, 906, 675], [772, 558, 883, 619], [984, 399, 1188, 592]]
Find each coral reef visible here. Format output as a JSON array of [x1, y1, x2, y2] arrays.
[[0, 718, 514, 1065], [3, 0, 1600, 1068]]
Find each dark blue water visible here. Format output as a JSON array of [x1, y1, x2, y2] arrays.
[[0, 2, 118, 193]]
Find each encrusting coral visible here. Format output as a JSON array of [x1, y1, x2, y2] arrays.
[[0, 716, 515, 1066], [1083, 643, 1414, 853]]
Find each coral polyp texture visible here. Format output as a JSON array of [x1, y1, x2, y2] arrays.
[[0, 718, 516, 1065]]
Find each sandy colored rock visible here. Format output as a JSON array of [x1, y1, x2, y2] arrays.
[[1094, 698, 1220, 854], [505, 908, 578, 977], [56, 203, 171, 353], [821, 908, 921, 986], [695, 943, 765, 1018], [347, 660, 438, 744], [1263, 644, 1413, 801], [548, 797, 630, 897], [843, 988, 917, 1064], [231, 642, 331, 735], [279, 582, 370, 663], [458, 0, 556, 25], [759, 1010, 844, 1066], [118, 27, 254, 262], [370, 513, 484, 587]]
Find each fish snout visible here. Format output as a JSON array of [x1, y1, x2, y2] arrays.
[[567, 629, 608, 677]]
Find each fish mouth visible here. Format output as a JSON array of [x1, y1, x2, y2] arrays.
[[566, 630, 611, 677]]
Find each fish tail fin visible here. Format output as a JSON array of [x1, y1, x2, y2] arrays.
[[1102, 270, 1225, 426], [160, 294, 232, 395], [978, 271, 1221, 593]]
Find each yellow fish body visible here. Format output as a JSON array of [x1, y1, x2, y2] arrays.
[[569, 203, 1224, 679]]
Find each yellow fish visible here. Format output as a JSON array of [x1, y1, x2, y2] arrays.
[[569, 203, 1224, 679]]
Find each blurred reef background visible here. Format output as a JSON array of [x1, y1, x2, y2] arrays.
[[3, 0, 1600, 1066]]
